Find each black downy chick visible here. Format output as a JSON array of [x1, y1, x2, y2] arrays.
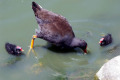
[[5, 43, 24, 56], [99, 34, 112, 46]]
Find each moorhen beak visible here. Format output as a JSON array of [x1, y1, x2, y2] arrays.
[[83, 49, 87, 53], [30, 1, 87, 54]]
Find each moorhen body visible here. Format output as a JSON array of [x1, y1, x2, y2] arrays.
[[5, 43, 24, 56], [99, 34, 112, 46], [30, 2, 87, 53]]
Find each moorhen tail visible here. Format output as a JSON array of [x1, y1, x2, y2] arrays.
[[5, 43, 24, 56], [99, 34, 112, 46], [30, 2, 87, 53]]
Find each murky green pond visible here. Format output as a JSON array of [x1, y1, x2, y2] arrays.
[[1, 0, 120, 80]]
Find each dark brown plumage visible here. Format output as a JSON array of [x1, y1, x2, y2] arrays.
[[31, 2, 87, 53]]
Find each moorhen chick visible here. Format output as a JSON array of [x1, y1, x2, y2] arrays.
[[30, 2, 87, 53], [5, 43, 24, 56], [99, 34, 112, 46]]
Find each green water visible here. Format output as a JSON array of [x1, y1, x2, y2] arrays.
[[1, 0, 120, 80]]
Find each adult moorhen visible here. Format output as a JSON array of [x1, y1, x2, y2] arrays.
[[5, 43, 24, 56], [30, 2, 87, 53], [99, 34, 112, 46]]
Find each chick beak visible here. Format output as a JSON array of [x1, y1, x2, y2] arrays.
[[30, 35, 37, 49], [21, 49, 24, 52]]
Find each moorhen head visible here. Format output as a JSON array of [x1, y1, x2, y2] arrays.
[[5, 43, 24, 56], [99, 34, 112, 46], [30, 2, 87, 53]]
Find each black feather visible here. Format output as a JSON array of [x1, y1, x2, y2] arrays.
[[100, 34, 112, 46], [5, 43, 22, 56]]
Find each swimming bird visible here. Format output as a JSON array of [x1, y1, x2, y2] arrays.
[[99, 34, 112, 46], [5, 43, 24, 56], [30, 1, 87, 53]]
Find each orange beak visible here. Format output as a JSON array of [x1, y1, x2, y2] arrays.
[[30, 35, 37, 49], [84, 45, 87, 53]]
